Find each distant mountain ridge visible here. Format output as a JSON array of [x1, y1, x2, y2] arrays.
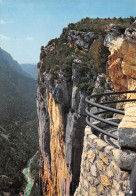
[[20, 63, 37, 79], [0, 48, 36, 122], [0, 48, 32, 78]]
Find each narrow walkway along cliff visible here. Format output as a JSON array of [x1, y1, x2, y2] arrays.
[[37, 18, 136, 196]]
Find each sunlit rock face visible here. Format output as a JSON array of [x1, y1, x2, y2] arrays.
[[46, 90, 70, 196], [105, 26, 136, 94]]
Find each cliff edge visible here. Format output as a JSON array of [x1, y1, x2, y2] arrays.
[[37, 18, 136, 196]]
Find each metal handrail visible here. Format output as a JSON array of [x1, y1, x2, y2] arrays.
[[85, 99, 125, 115], [87, 90, 136, 98], [86, 107, 119, 127], [85, 90, 136, 140], [86, 117, 118, 140]]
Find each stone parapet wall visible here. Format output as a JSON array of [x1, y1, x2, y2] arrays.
[[74, 126, 134, 196], [119, 103, 136, 150]]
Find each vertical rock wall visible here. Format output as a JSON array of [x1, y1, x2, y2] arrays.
[[37, 70, 86, 195], [46, 90, 70, 196]]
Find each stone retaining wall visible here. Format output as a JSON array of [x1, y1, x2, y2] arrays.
[[74, 124, 136, 196]]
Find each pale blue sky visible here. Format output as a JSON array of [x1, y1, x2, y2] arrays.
[[0, 0, 136, 64]]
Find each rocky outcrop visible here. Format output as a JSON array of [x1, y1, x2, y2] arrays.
[[62, 29, 98, 51], [105, 24, 136, 148], [105, 24, 136, 93]]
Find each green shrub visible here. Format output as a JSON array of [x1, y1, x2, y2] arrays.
[[79, 81, 94, 94], [67, 17, 136, 34]]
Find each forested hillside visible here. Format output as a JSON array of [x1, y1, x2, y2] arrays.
[[20, 63, 37, 79], [0, 48, 38, 196]]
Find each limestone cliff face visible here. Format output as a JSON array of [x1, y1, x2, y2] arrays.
[[105, 25, 136, 94], [105, 25, 136, 131], [105, 26, 136, 148]]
